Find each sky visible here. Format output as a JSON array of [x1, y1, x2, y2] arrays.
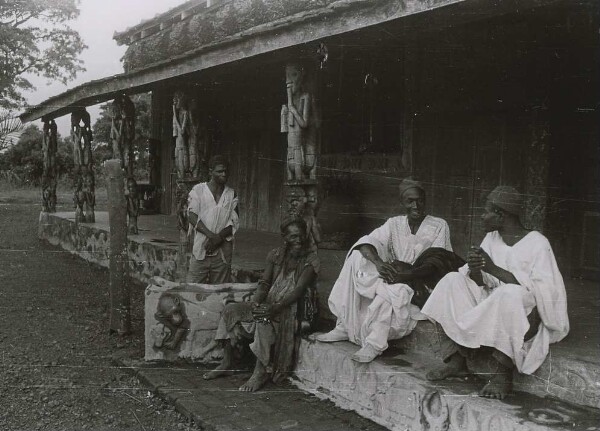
[[23, 0, 187, 137]]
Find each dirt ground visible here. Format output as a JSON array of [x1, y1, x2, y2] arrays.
[[0, 195, 202, 430]]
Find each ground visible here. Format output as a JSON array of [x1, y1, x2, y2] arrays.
[[0, 188, 386, 431], [0, 189, 201, 431]]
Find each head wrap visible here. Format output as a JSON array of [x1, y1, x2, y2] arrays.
[[487, 186, 524, 216], [398, 178, 425, 198]]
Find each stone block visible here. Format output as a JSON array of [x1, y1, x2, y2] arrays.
[[145, 277, 256, 363], [293, 340, 595, 431]]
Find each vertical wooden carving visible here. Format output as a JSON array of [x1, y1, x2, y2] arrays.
[[42, 119, 58, 213], [71, 108, 95, 223], [111, 94, 138, 233]]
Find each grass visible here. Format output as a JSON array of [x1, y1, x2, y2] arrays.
[[0, 180, 108, 209]]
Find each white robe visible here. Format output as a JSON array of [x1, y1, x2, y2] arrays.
[[187, 183, 239, 261], [421, 231, 569, 374], [328, 215, 452, 352]]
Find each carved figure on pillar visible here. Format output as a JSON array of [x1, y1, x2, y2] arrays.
[[188, 98, 208, 179], [175, 181, 190, 233], [73, 175, 85, 223], [71, 108, 95, 222], [285, 185, 321, 252], [42, 119, 58, 213], [281, 63, 315, 181], [82, 170, 95, 223], [173, 91, 190, 179], [126, 177, 140, 235], [304, 185, 322, 252], [110, 94, 136, 176]]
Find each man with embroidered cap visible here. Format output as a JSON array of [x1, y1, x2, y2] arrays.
[[316, 178, 458, 363], [422, 185, 569, 400]]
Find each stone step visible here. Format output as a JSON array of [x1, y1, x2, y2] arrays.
[[293, 339, 600, 431], [389, 321, 600, 410]]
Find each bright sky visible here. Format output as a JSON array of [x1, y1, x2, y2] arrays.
[[23, 0, 187, 136]]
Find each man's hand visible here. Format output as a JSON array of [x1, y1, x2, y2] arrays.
[[205, 232, 223, 253], [374, 260, 399, 284], [252, 303, 280, 321], [468, 246, 497, 273]]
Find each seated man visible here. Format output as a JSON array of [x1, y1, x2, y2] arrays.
[[203, 216, 319, 392], [317, 179, 458, 363], [422, 186, 569, 399]]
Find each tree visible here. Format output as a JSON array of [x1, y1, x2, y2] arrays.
[[0, 109, 23, 150], [0, 0, 86, 110]]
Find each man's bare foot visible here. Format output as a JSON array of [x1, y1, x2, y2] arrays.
[[480, 371, 512, 400], [426, 353, 467, 381], [239, 367, 270, 392], [202, 362, 233, 380]]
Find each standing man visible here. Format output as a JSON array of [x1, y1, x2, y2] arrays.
[[422, 186, 569, 399], [316, 179, 457, 363], [187, 155, 239, 284]]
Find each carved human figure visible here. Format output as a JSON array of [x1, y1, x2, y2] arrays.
[[285, 186, 306, 218], [304, 186, 322, 251], [281, 63, 313, 181], [126, 177, 140, 235], [188, 98, 207, 178], [73, 175, 85, 223], [173, 91, 190, 179], [42, 120, 58, 212], [152, 293, 190, 350], [110, 95, 135, 174], [82, 170, 96, 223], [175, 181, 190, 233], [70, 109, 86, 171]]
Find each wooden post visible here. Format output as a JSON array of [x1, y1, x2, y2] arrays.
[[106, 159, 131, 335]]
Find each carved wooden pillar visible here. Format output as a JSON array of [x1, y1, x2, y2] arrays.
[[524, 104, 551, 231], [281, 60, 322, 252], [41, 119, 58, 213], [111, 94, 139, 233], [71, 108, 95, 223]]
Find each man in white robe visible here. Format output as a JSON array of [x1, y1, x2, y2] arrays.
[[422, 186, 569, 399], [187, 155, 239, 284], [316, 179, 453, 362]]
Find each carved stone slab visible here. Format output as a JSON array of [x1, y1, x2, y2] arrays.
[[144, 277, 257, 363], [293, 340, 596, 431]]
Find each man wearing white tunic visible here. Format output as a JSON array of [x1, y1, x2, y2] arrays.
[[316, 179, 453, 362], [187, 155, 239, 284], [422, 186, 569, 399]]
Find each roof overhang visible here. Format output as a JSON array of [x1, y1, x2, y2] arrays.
[[20, 0, 561, 123]]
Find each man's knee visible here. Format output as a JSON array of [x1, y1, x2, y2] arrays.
[[494, 284, 525, 303]]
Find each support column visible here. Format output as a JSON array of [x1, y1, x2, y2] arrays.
[[111, 94, 139, 234], [106, 159, 131, 335], [524, 104, 551, 231], [71, 108, 95, 223], [41, 119, 58, 213]]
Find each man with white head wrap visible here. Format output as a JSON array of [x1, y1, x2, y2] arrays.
[[422, 186, 569, 399], [316, 179, 456, 362]]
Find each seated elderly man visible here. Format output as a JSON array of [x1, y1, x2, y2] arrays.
[[317, 179, 462, 363], [422, 186, 569, 399]]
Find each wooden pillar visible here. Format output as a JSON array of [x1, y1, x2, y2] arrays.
[[71, 108, 95, 223], [111, 94, 139, 234], [106, 159, 131, 335], [524, 105, 551, 231], [41, 119, 58, 213]]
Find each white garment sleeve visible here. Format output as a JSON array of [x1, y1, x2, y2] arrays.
[[224, 196, 239, 241], [431, 219, 452, 251], [349, 219, 392, 259], [510, 236, 569, 338]]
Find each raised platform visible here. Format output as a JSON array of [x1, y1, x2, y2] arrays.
[[39, 211, 600, 421], [294, 339, 600, 431]]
